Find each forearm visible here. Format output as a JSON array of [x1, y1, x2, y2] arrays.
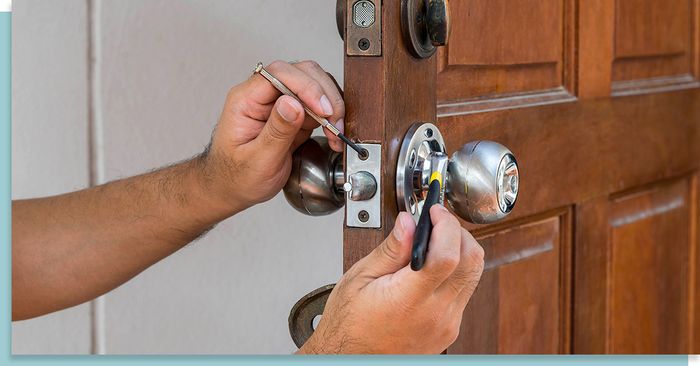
[[12, 154, 241, 320]]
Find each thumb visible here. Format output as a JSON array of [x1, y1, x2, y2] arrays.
[[355, 212, 416, 278], [254, 95, 305, 159]]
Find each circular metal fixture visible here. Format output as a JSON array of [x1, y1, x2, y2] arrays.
[[396, 123, 447, 222]]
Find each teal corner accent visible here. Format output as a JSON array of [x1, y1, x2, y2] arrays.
[[0, 9, 690, 366]]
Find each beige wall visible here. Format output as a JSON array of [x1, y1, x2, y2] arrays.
[[12, 0, 344, 354]]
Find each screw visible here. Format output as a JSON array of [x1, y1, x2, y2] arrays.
[[425, 128, 434, 138], [358, 210, 370, 222], [359, 148, 369, 161], [358, 38, 370, 51]]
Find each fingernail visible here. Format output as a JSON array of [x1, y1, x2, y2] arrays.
[[320, 95, 334, 116], [393, 213, 414, 241], [334, 119, 345, 134], [393, 215, 406, 241], [278, 98, 301, 122], [434, 204, 448, 212]]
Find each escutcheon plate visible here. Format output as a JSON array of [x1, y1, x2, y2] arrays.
[[396, 123, 447, 222]]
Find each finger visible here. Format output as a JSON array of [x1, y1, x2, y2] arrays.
[[392, 205, 462, 296], [252, 95, 305, 162], [252, 60, 332, 119], [293, 61, 345, 152], [436, 228, 485, 303], [352, 212, 416, 279]]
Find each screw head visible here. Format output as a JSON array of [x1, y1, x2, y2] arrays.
[[358, 210, 370, 223], [358, 38, 371, 51]]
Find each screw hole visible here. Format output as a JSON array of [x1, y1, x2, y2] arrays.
[[409, 149, 417, 168], [425, 128, 434, 138], [358, 148, 369, 160]]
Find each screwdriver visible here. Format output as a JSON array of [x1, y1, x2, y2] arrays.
[[411, 175, 442, 271], [254, 62, 367, 158]]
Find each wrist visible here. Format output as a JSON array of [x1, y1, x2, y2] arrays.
[[187, 152, 248, 218]]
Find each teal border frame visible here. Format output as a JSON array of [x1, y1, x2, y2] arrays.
[[0, 9, 690, 366]]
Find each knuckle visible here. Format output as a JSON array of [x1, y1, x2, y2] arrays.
[[467, 245, 485, 271], [301, 79, 324, 98], [298, 60, 322, 71], [377, 240, 401, 262], [267, 60, 287, 71], [434, 253, 460, 274], [263, 121, 289, 144]]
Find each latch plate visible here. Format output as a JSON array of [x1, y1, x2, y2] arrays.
[[346, 143, 382, 228], [346, 0, 382, 56]]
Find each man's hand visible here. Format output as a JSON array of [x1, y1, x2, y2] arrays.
[[201, 60, 345, 212], [299, 206, 485, 354]]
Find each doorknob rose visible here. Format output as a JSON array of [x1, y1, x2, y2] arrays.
[[283, 137, 344, 216], [446, 141, 519, 224]]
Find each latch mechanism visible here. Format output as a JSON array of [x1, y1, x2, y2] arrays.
[[283, 137, 382, 228]]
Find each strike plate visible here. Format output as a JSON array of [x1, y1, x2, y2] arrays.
[[346, 0, 382, 56], [346, 143, 381, 228]]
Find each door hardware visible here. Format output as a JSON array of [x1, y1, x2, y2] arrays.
[[283, 137, 382, 228], [397, 123, 519, 224], [401, 0, 451, 58], [288, 284, 335, 348], [345, 0, 382, 56]]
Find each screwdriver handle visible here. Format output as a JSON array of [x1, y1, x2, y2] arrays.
[[411, 179, 442, 271]]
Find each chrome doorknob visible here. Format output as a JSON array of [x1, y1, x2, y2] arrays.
[[446, 141, 519, 224], [397, 123, 519, 224], [283, 137, 344, 216]]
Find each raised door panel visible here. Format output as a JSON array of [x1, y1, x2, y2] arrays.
[[608, 178, 692, 353], [574, 177, 696, 354], [437, 0, 575, 115], [612, 0, 699, 95], [448, 211, 571, 354]]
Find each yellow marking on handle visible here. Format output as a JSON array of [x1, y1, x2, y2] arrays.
[[430, 171, 443, 187]]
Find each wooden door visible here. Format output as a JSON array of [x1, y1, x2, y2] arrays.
[[342, 0, 700, 354]]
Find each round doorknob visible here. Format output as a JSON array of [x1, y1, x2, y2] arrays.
[[446, 141, 519, 224], [283, 137, 344, 216], [396, 123, 519, 225]]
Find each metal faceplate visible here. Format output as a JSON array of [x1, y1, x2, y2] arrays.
[[346, 143, 382, 228], [396, 123, 447, 222]]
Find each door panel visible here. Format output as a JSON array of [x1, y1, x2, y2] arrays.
[[448, 211, 572, 354], [614, 0, 692, 82], [342, 0, 700, 354], [437, 0, 574, 107], [575, 177, 695, 354]]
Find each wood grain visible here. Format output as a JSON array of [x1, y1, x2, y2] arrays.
[[613, 0, 695, 81], [448, 211, 572, 354], [344, 0, 700, 354]]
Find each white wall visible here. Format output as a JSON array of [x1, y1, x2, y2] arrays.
[[12, 0, 344, 354]]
